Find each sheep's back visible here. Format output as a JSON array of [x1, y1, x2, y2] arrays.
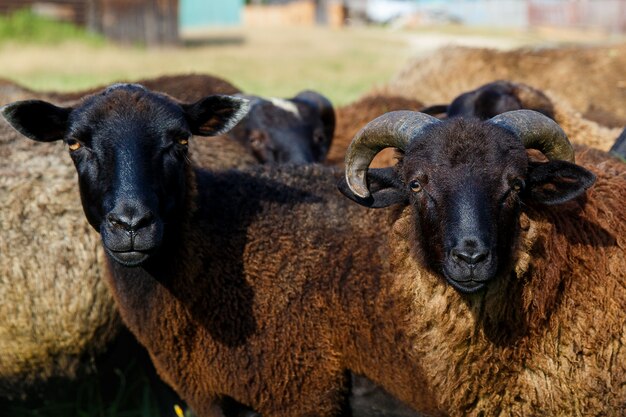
[[0, 120, 120, 398], [382, 44, 626, 127]]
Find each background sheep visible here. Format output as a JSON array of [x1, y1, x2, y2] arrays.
[[339, 109, 626, 415], [368, 79, 622, 167], [0, 117, 119, 399], [420, 80, 555, 120], [228, 90, 335, 165], [381, 43, 626, 127]]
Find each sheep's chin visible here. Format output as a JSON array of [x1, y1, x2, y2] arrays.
[[104, 247, 151, 267], [445, 278, 487, 294]]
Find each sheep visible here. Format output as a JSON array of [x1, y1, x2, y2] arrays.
[[0, 116, 120, 399], [228, 90, 335, 165], [0, 75, 258, 400], [420, 80, 555, 121], [338, 109, 626, 415], [426, 80, 626, 166], [377, 74, 623, 163], [2, 84, 450, 417], [1, 83, 424, 417], [381, 44, 626, 127]]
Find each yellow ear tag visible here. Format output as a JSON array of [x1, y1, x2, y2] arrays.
[[174, 404, 185, 417]]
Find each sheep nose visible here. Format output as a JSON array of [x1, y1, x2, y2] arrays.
[[107, 210, 154, 233], [451, 240, 489, 266]]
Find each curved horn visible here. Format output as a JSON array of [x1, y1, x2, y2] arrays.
[[345, 110, 441, 199], [489, 109, 574, 162]]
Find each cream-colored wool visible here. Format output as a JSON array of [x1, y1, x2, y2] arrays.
[[381, 44, 626, 127], [0, 119, 120, 398]]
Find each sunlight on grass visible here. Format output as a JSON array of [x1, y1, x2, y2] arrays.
[[0, 25, 413, 105]]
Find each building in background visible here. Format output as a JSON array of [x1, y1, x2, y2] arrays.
[[0, 0, 624, 41], [180, 0, 243, 29]]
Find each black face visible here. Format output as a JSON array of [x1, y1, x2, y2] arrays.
[[2, 84, 249, 267], [400, 122, 528, 292], [447, 81, 554, 121], [339, 117, 595, 294], [228, 91, 335, 165]]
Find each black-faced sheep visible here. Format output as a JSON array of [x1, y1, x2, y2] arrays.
[[0, 75, 255, 401], [379, 73, 623, 158], [228, 90, 335, 165], [2, 84, 445, 417], [420, 80, 555, 121], [382, 44, 626, 127], [3, 85, 444, 417], [339, 109, 626, 415], [0, 75, 340, 401]]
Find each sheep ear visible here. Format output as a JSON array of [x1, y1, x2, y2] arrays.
[[338, 167, 407, 208], [292, 90, 336, 141], [1, 100, 71, 142], [524, 160, 596, 205], [183, 95, 250, 136]]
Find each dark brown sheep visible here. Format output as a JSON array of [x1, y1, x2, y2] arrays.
[[339, 109, 626, 416], [421, 80, 555, 120], [376, 75, 623, 159], [0, 75, 255, 400], [2, 85, 445, 417]]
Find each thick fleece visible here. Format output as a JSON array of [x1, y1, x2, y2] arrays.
[[384, 148, 626, 415], [102, 161, 440, 417], [0, 118, 120, 398], [382, 44, 626, 127]]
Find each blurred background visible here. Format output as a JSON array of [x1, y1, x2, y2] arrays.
[[0, 0, 624, 105], [0, 1, 624, 417]]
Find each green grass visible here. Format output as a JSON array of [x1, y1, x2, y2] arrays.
[[0, 9, 105, 45], [0, 19, 416, 106]]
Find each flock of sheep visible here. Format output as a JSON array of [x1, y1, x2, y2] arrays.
[[0, 42, 625, 417]]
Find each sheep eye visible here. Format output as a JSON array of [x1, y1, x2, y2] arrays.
[[511, 179, 525, 192], [177, 137, 189, 146], [409, 180, 422, 193], [67, 139, 81, 151]]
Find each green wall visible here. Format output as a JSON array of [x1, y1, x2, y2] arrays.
[[180, 0, 243, 28]]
